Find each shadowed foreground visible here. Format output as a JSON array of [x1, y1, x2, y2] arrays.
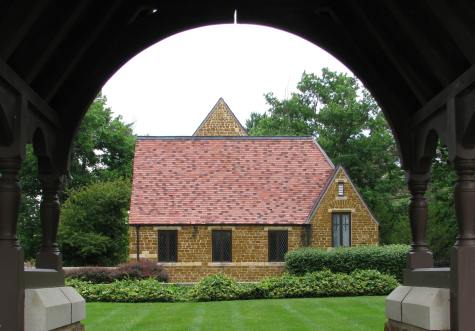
[[84, 296, 385, 331]]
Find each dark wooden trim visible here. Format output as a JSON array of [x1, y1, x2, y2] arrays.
[[411, 64, 475, 127], [403, 268, 450, 289], [24, 268, 65, 289]]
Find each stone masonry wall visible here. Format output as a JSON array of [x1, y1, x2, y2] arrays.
[[129, 225, 305, 282], [310, 167, 379, 247], [194, 99, 247, 136]]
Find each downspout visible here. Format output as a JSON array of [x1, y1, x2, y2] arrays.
[[305, 224, 312, 247], [136, 225, 140, 261]]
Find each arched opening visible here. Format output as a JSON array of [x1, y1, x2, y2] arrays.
[[2, 2, 475, 330], [61, 23, 402, 329]]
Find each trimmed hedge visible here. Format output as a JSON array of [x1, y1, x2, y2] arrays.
[[285, 245, 409, 281], [65, 260, 168, 283], [67, 270, 397, 303], [66, 278, 187, 302]]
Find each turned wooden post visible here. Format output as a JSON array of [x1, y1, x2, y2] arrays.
[[36, 174, 63, 270], [0, 157, 25, 331], [406, 172, 434, 268], [451, 158, 475, 331]]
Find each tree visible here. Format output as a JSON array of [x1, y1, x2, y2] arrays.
[[18, 93, 135, 260], [59, 179, 131, 266], [247, 69, 409, 246]]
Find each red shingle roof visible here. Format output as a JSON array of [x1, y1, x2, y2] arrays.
[[129, 137, 334, 225]]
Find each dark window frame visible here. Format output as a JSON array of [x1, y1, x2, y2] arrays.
[[332, 212, 351, 247], [212, 230, 232, 262], [268, 230, 288, 262], [158, 230, 178, 262]]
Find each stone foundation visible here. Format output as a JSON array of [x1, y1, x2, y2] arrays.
[[25, 286, 86, 331], [386, 286, 450, 331], [53, 322, 85, 331], [159, 263, 285, 282], [385, 320, 447, 331]]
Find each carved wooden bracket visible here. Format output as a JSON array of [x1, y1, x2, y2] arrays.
[[408, 65, 475, 169]]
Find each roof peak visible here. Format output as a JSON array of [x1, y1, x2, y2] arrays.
[[193, 98, 247, 136]]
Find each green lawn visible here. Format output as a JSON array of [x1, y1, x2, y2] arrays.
[[84, 296, 386, 331]]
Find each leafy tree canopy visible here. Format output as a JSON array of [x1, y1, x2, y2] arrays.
[[247, 69, 409, 246], [18, 93, 135, 260], [247, 69, 456, 263]]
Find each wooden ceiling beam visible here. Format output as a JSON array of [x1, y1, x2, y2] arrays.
[[348, 3, 432, 105], [41, 0, 128, 102], [424, 0, 475, 64], [385, 1, 457, 87], [0, 0, 53, 61], [24, 0, 93, 84]]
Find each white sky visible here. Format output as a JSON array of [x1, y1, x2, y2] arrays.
[[102, 24, 352, 136]]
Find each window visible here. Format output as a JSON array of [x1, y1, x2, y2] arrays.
[[338, 182, 344, 196], [332, 213, 351, 247], [212, 230, 232, 262], [268, 230, 288, 262], [158, 230, 177, 262]]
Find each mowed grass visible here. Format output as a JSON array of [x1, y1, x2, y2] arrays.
[[84, 296, 385, 331]]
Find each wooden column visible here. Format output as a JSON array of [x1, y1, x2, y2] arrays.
[[407, 172, 434, 268], [451, 158, 475, 331], [0, 157, 24, 331], [36, 174, 63, 270]]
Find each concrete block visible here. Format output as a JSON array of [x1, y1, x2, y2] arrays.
[[60, 287, 86, 323], [402, 286, 450, 330], [386, 285, 412, 322], [25, 287, 71, 331]]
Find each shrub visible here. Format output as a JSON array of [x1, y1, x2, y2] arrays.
[[259, 270, 397, 299], [67, 278, 186, 302], [59, 179, 131, 266], [285, 245, 409, 281], [65, 260, 168, 283], [188, 273, 242, 301], [67, 269, 398, 303]]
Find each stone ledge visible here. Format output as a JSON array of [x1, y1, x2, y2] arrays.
[[207, 262, 285, 267], [158, 262, 202, 267]]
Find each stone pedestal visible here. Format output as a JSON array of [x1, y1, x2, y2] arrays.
[[25, 286, 85, 331], [386, 286, 450, 331]]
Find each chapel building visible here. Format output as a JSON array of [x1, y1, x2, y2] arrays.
[[128, 98, 379, 282]]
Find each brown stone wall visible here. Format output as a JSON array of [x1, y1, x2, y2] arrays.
[[310, 167, 379, 247], [128, 225, 305, 282], [194, 100, 247, 136]]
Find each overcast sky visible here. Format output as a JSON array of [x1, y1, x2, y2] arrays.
[[102, 24, 352, 136]]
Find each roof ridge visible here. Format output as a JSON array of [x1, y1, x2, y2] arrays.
[[137, 135, 315, 140]]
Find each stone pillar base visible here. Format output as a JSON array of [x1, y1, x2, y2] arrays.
[[25, 286, 86, 331], [52, 322, 85, 331], [385, 286, 450, 330]]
